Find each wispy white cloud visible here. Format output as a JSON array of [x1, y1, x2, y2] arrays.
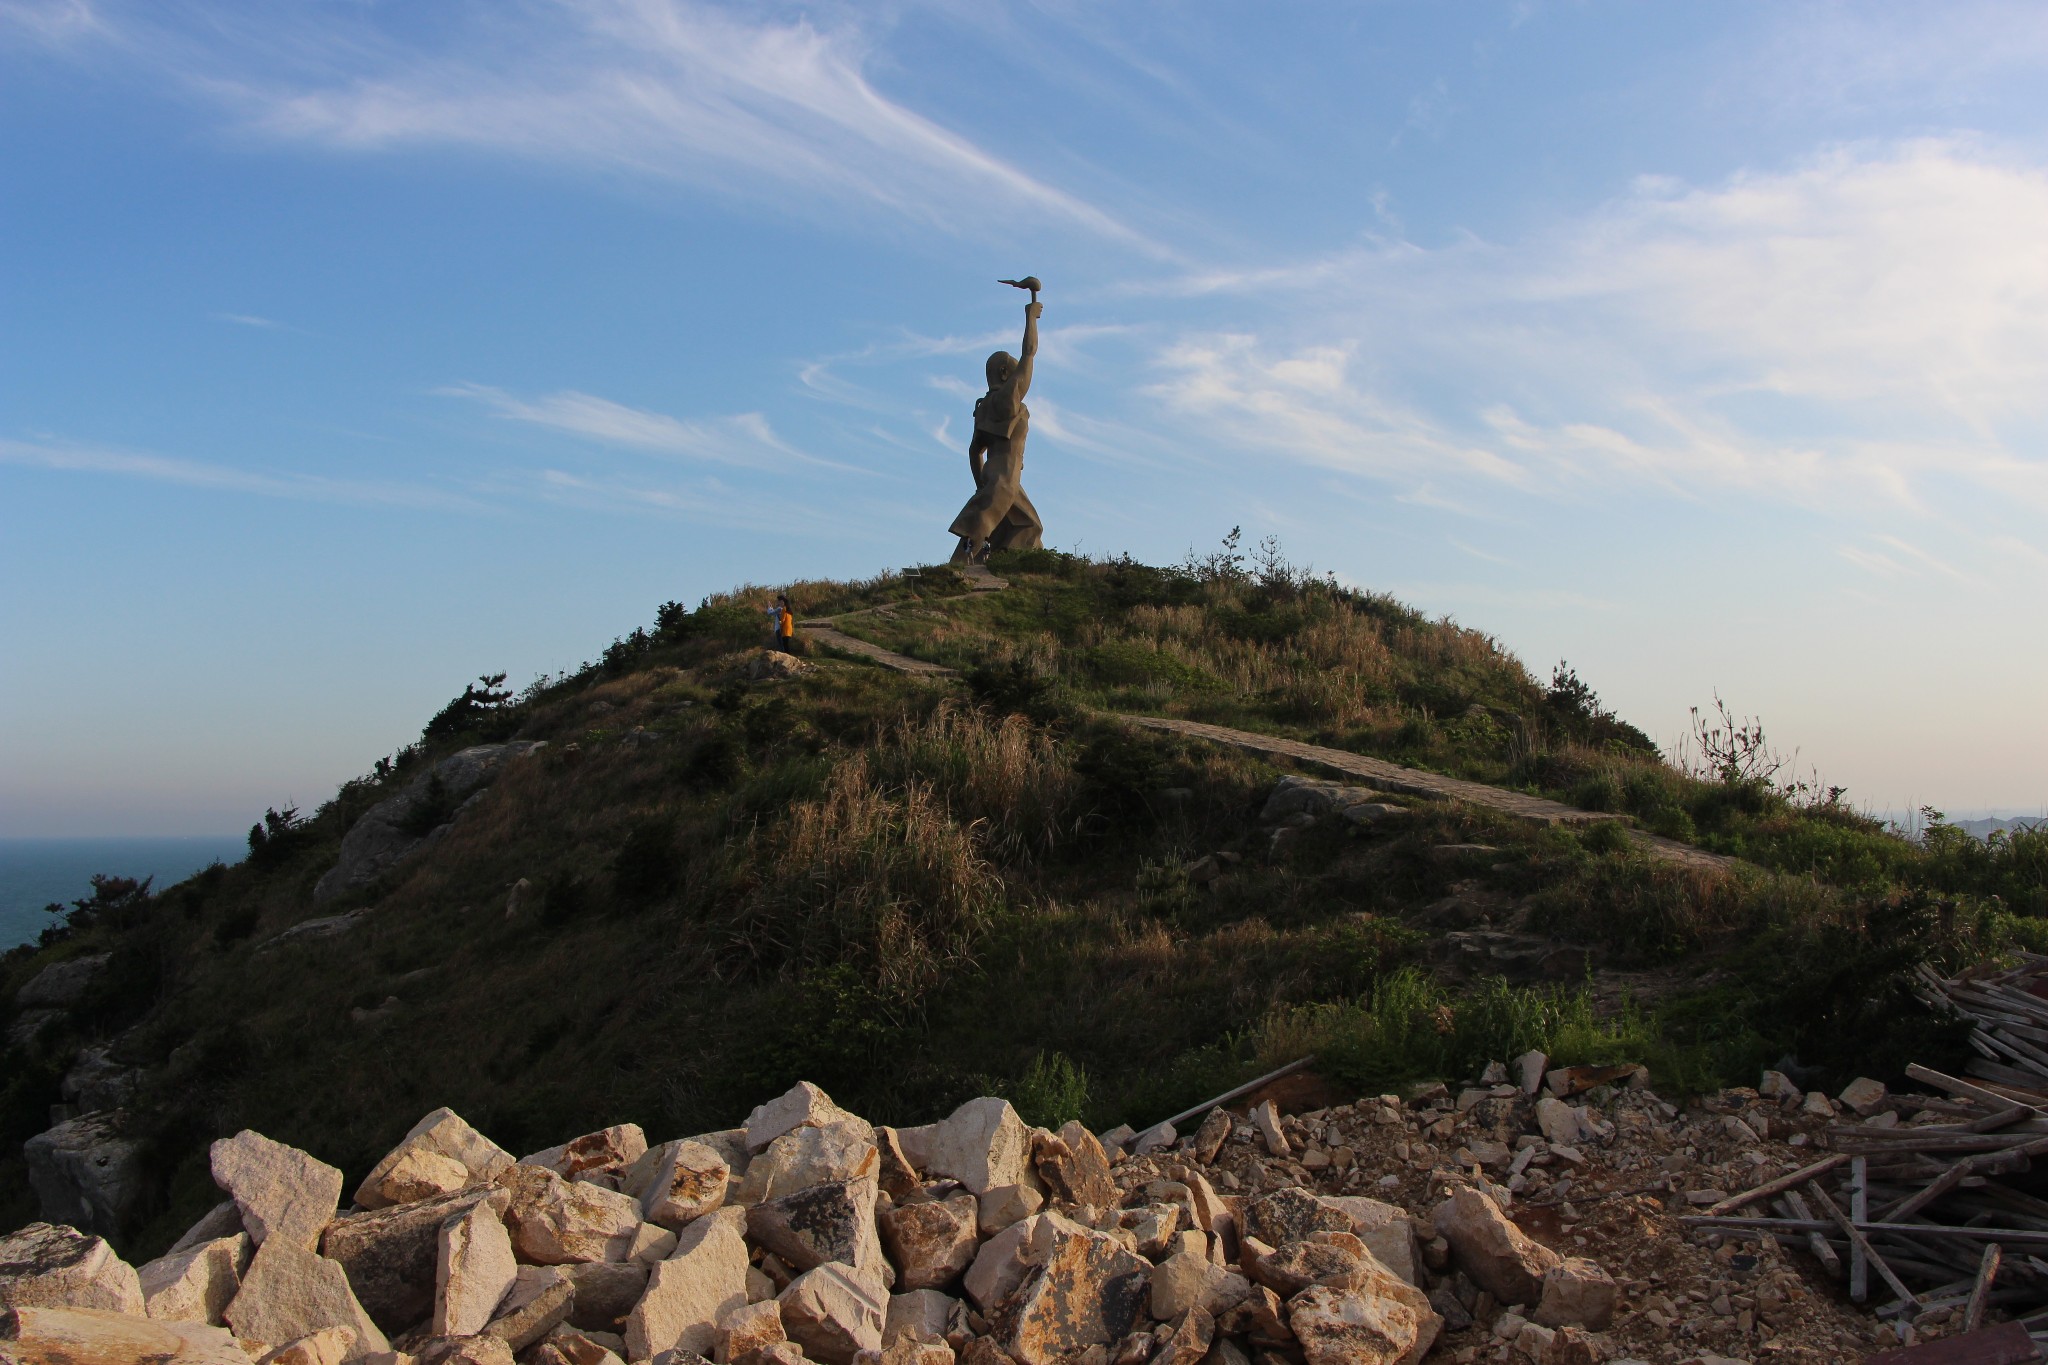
[[1737, 2, 2048, 120], [441, 382, 858, 472], [532, 466, 913, 538], [1143, 331, 1534, 490], [0, 0, 101, 44], [0, 436, 484, 511], [213, 312, 283, 329], [73, 0, 1161, 254], [1131, 140, 2048, 529]]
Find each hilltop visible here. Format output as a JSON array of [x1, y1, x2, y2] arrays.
[[4, 542, 2046, 1263]]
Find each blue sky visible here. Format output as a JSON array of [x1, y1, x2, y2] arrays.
[[3, 0, 2045, 836]]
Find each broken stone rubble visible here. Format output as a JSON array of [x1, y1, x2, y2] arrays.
[[2, 1066, 1935, 1365]]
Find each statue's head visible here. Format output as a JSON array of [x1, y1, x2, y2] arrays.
[[985, 350, 1015, 389]]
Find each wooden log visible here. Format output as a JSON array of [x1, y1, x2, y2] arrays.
[[1703, 1153, 1849, 1215], [1904, 1063, 2025, 1110], [1986, 982, 2048, 1020], [1157, 1054, 1318, 1130], [1965, 1242, 2002, 1334], [1988, 1026, 2048, 1075], [1971, 1032, 2048, 1080], [1851, 1157, 1872, 1303], [1678, 1215, 2048, 1245], [1810, 1176, 1918, 1308], [1879, 1136, 2048, 1223], [1975, 1182, 2048, 1225], [1966, 1057, 2048, 1091], [1776, 1191, 1842, 1277], [1829, 1132, 2041, 1156]]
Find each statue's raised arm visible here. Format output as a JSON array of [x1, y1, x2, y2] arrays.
[[1007, 299, 1041, 403]]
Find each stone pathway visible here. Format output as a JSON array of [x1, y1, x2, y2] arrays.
[[795, 582, 1735, 873], [798, 625, 956, 677], [1126, 716, 1737, 871]]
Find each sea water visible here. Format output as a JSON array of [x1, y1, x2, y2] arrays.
[[0, 837, 246, 951]]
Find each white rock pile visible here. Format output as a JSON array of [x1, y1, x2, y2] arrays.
[[0, 1080, 1623, 1365]]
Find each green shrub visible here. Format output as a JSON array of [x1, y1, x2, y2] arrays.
[[1256, 969, 1670, 1095], [1580, 819, 1632, 855], [1080, 641, 1219, 691], [1009, 1051, 1091, 1129], [987, 548, 1083, 579]]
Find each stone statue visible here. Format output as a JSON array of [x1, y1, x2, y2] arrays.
[[949, 278, 1045, 563]]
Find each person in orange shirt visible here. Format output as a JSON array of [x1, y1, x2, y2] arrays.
[[775, 594, 796, 654]]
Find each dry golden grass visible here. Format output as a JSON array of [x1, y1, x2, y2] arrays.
[[730, 753, 1001, 1002], [881, 703, 1081, 863]]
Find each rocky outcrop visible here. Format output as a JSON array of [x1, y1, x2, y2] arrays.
[[312, 742, 545, 903], [895, 1098, 1032, 1197], [59, 1046, 141, 1113], [15, 954, 111, 1009], [22, 1115, 145, 1238]]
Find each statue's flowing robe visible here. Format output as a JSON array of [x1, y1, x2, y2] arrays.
[[948, 390, 1044, 550]]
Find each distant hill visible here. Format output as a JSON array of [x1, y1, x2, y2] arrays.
[[5, 544, 2045, 1259]]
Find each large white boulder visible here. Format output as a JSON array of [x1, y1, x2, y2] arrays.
[[1430, 1188, 1559, 1308], [1288, 1279, 1439, 1365], [0, 1303, 246, 1364], [624, 1209, 750, 1361], [355, 1109, 514, 1211], [1318, 1198, 1418, 1285], [435, 1189, 519, 1337], [139, 1233, 251, 1323], [639, 1141, 732, 1230], [734, 1122, 878, 1206], [897, 1099, 1033, 1197], [746, 1177, 891, 1288], [520, 1126, 648, 1182], [320, 1188, 489, 1335], [777, 1263, 885, 1365], [996, 1220, 1151, 1365], [502, 1165, 645, 1265], [743, 1083, 867, 1154], [224, 1240, 388, 1361], [878, 1194, 979, 1292], [210, 1131, 345, 1253]]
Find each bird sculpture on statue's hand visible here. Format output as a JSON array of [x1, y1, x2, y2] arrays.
[[998, 276, 1042, 302]]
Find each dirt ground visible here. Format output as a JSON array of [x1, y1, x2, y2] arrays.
[[1112, 1070, 1961, 1363]]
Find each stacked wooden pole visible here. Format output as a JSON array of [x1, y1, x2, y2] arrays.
[[1681, 953, 2048, 1352]]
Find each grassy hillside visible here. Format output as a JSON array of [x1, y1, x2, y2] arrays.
[[5, 542, 2046, 1261]]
